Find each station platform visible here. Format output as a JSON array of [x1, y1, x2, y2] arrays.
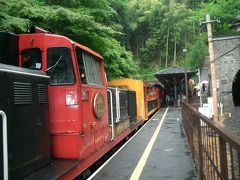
[[89, 107, 198, 180]]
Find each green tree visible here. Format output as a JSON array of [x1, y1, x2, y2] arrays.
[[1, 0, 239, 81], [0, 0, 139, 80], [186, 34, 208, 70]]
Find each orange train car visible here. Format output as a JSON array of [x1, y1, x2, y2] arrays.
[[108, 78, 161, 122]]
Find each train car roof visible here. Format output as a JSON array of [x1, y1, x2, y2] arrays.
[[0, 63, 49, 78], [19, 33, 103, 60]]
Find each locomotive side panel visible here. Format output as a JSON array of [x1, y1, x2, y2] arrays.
[[0, 32, 19, 66], [18, 34, 84, 159], [18, 34, 110, 161], [0, 64, 50, 180], [74, 47, 109, 158]]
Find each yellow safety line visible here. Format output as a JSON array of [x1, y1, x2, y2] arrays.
[[129, 107, 169, 180]]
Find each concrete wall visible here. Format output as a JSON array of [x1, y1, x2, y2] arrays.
[[213, 35, 240, 113]]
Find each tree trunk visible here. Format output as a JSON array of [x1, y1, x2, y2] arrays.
[[173, 35, 177, 67], [165, 27, 169, 68], [159, 49, 162, 65]]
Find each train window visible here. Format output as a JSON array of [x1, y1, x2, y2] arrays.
[[22, 48, 42, 69], [75, 46, 103, 86], [75, 47, 87, 84], [83, 53, 103, 86], [47, 47, 75, 85]]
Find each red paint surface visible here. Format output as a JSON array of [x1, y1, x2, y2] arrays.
[[17, 32, 149, 178]]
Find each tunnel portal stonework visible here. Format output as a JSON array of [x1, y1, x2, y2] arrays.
[[213, 35, 240, 113]]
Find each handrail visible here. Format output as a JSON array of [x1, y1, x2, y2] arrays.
[[0, 110, 8, 180], [182, 102, 240, 179], [184, 102, 240, 149], [107, 89, 115, 140], [115, 88, 120, 123]]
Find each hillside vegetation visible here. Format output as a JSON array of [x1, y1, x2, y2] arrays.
[[0, 0, 239, 80]]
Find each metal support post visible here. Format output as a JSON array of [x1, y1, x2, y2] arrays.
[[198, 69, 202, 107], [183, 48, 188, 103], [173, 76, 177, 106]]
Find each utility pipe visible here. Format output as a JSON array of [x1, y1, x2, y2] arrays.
[[0, 110, 8, 180]]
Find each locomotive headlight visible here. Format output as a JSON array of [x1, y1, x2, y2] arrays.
[[66, 90, 78, 106]]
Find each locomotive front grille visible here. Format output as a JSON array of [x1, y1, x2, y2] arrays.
[[37, 84, 46, 104], [14, 82, 32, 104]]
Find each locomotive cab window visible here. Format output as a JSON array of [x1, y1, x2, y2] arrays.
[[22, 48, 42, 69], [76, 47, 87, 84], [47, 47, 75, 85], [76, 46, 103, 86]]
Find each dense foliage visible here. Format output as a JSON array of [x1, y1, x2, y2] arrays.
[[0, 0, 239, 80], [0, 0, 138, 80]]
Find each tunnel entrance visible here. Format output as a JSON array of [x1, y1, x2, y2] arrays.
[[232, 69, 240, 106]]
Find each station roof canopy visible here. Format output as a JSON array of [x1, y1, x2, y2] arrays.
[[154, 67, 196, 86]]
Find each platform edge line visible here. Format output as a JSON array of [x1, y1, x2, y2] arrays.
[[129, 107, 169, 180], [87, 108, 163, 180]]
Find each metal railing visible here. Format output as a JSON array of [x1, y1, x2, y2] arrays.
[[189, 96, 208, 109], [182, 102, 240, 180]]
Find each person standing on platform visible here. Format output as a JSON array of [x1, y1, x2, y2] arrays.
[[177, 94, 181, 107], [166, 94, 170, 106]]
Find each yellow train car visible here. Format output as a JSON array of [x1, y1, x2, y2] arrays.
[[108, 78, 160, 123], [108, 79, 145, 123]]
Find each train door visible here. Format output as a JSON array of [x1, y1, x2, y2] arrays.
[[75, 46, 107, 158]]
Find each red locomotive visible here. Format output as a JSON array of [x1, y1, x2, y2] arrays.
[[0, 27, 161, 179]]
